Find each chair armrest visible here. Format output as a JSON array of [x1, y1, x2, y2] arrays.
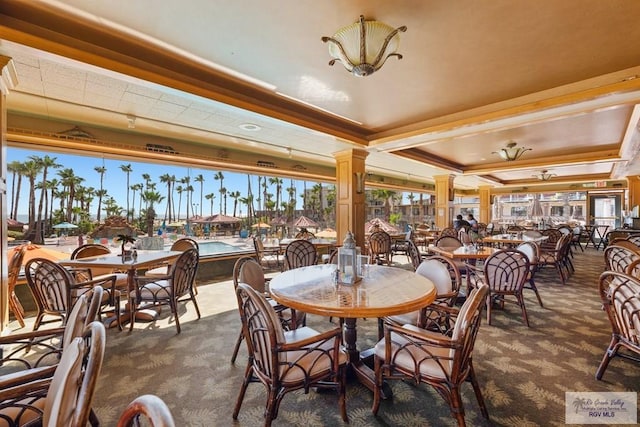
[[73, 275, 118, 291], [68, 267, 94, 281], [0, 327, 65, 345], [279, 327, 342, 350], [0, 328, 66, 369], [419, 303, 460, 335], [0, 365, 56, 391], [384, 323, 460, 350], [134, 274, 171, 285]]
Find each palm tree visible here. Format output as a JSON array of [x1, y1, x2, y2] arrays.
[[7, 160, 25, 220], [214, 171, 224, 214], [268, 177, 283, 214], [141, 173, 152, 190], [229, 191, 241, 217], [159, 173, 174, 222], [220, 186, 227, 215], [407, 192, 416, 227], [57, 169, 84, 223], [246, 174, 255, 222], [49, 182, 62, 227], [175, 185, 184, 220], [103, 196, 123, 217], [31, 155, 60, 243], [119, 163, 133, 221], [262, 176, 268, 213], [311, 183, 324, 220], [371, 189, 398, 221], [194, 174, 205, 216], [256, 176, 262, 212], [180, 176, 191, 220], [205, 193, 215, 216], [22, 159, 42, 234], [130, 183, 144, 221], [94, 165, 107, 221]]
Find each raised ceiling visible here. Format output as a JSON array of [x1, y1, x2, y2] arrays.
[[1, 0, 640, 193]]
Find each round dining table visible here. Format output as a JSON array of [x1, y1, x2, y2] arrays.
[[269, 263, 436, 394]]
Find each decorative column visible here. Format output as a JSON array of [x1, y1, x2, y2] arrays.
[[627, 176, 640, 212], [0, 56, 17, 330], [434, 174, 455, 229], [478, 185, 492, 224], [334, 149, 368, 250]]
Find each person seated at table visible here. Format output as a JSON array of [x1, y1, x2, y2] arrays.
[[294, 227, 315, 240], [453, 214, 470, 231], [467, 214, 479, 231]]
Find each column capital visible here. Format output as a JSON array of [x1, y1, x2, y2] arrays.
[[0, 56, 17, 94]]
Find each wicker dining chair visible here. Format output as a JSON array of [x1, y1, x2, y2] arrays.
[[0, 286, 102, 371], [26, 257, 120, 331], [595, 271, 640, 380], [70, 244, 128, 286], [604, 244, 640, 275], [283, 239, 318, 270], [117, 394, 176, 427], [469, 249, 530, 326], [516, 241, 544, 307], [372, 284, 490, 427], [233, 283, 348, 426], [130, 248, 200, 333], [7, 244, 27, 327], [230, 256, 304, 364], [0, 321, 106, 427], [383, 255, 462, 333], [368, 231, 392, 265]]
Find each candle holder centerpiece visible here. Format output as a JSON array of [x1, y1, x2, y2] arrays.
[[337, 231, 362, 284], [116, 234, 137, 260]]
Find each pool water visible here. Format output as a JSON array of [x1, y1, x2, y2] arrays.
[[192, 241, 251, 256]]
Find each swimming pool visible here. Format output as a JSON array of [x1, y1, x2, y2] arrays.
[[190, 240, 251, 256]]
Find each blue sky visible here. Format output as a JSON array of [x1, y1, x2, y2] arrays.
[[7, 147, 317, 219]]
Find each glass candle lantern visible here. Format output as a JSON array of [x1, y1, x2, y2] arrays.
[[337, 231, 362, 284]]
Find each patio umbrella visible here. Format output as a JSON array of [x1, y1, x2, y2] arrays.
[[251, 222, 271, 229], [52, 221, 78, 230], [7, 244, 70, 266], [364, 218, 401, 234], [293, 215, 318, 228], [206, 214, 242, 224], [316, 228, 337, 239], [529, 195, 543, 218]]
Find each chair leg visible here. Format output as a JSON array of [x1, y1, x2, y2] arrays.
[[449, 387, 467, 427], [8, 295, 25, 328], [232, 364, 253, 420], [595, 337, 619, 380], [485, 294, 493, 325], [32, 312, 45, 331], [128, 297, 137, 332], [371, 356, 382, 416], [190, 291, 202, 319], [528, 278, 544, 307], [230, 331, 244, 364], [113, 291, 122, 331], [468, 363, 489, 419], [172, 300, 181, 334], [517, 293, 530, 327], [335, 365, 348, 422]]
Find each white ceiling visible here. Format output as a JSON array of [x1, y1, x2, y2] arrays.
[[1, 0, 640, 192]]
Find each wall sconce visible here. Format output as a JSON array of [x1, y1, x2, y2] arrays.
[[492, 140, 531, 161], [355, 172, 365, 194]]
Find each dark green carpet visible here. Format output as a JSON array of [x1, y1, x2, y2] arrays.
[[86, 247, 639, 426]]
